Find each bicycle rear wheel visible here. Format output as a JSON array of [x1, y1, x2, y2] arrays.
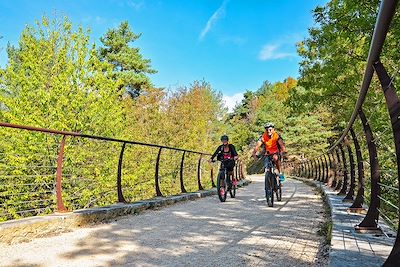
[[230, 178, 236, 198], [276, 180, 282, 201], [217, 172, 227, 202]]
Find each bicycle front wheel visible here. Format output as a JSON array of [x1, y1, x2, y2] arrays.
[[265, 171, 274, 207], [217, 171, 227, 202]]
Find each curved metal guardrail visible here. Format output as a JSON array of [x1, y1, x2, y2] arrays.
[[289, 1, 400, 265], [0, 122, 245, 221]]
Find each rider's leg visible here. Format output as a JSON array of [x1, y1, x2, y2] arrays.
[[273, 154, 281, 173], [273, 154, 285, 182], [227, 170, 233, 189]]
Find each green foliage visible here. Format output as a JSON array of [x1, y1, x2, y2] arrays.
[[0, 16, 220, 221], [293, 0, 400, 229], [98, 21, 156, 97], [226, 77, 335, 171]]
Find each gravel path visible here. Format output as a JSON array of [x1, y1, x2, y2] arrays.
[[0, 175, 326, 267]]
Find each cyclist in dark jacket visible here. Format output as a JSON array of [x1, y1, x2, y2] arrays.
[[210, 135, 239, 188]]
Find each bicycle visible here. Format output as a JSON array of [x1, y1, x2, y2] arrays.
[[264, 154, 282, 207], [214, 159, 236, 202]]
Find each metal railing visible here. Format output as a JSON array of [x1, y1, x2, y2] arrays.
[[0, 122, 245, 221], [293, 0, 400, 265]]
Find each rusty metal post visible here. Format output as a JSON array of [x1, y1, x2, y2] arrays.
[[240, 160, 245, 180], [304, 160, 308, 178], [349, 127, 365, 211], [327, 153, 333, 185], [56, 135, 67, 212], [238, 160, 242, 180], [179, 151, 187, 193], [343, 139, 356, 202], [117, 142, 127, 203], [331, 149, 338, 188], [299, 162, 303, 177], [235, 161, 239, 181], [323, 154, 329, 183], [338, 143, 349, 195], [155, 147, 163, 197], [313, 159, 317, 180], [211, 166, 216, 187], [311, 160, 315, 180], [197, 155, 204, 190], [334, 147, 343, 191], [356, 108, 380, 232], [237, 160, 241, 180], [374, 60, 400, 265]]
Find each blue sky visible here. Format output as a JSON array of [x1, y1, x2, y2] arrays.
[[0, 0, 327, 110]]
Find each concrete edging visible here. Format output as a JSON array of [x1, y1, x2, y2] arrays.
[[0, 179, 251, 244]]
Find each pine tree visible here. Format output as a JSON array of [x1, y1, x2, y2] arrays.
[[99, 21, 156, 98]]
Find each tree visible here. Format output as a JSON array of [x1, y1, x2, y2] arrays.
[[99, 21, 156, 97], [0, 16, 125, 218]]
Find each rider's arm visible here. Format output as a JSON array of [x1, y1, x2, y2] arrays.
[[230, 144, 239, 160], [210, 145, 221, 162], [278, 135, 286, 154], [278, 137, 286, 154], [252, 138, 263, 158]]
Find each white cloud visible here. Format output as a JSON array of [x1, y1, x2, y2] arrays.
[[199, 0, 229, 41], [258, 44, 295, 60], [127, 0, 144, 10], [223, 93, 244, 113]]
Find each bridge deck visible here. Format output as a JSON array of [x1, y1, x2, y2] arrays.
[[0, 175, 326, 267], [325, 184, 396, 267]]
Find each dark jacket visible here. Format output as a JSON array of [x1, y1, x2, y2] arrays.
[[210, 144, 238, 161]]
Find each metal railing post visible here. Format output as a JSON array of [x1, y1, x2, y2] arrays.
[[321, 156, 326, 182], [356, 108, 381, 232], [334, 146, 343, 191], [327, 152, 333, 186], [210, 166, 216, 187], [197, 155, 204, 190], [56, 135, 67, 213], [349, 127, 365, 211], [338, 143, 349, 195], [343, 139, 356, 202], [323, 154, 329, 183], [374, 60, 400, 265], [179, 151, 187, 193], [117, 142, 127, 203], [331, 148, 338, 188], [155, 147, 163, 197]]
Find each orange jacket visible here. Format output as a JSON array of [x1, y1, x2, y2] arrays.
[[261, 132, 280, 155]]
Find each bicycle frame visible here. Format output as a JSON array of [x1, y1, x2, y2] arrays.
[[264, 154, 279, 206], [216, 159, 236, 201]]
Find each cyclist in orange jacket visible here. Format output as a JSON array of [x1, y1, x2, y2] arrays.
[[252, 122, 286, 181]]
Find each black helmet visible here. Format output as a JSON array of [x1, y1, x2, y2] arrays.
[[220, 135, 229, 141], [264, 122, 274, 129]]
